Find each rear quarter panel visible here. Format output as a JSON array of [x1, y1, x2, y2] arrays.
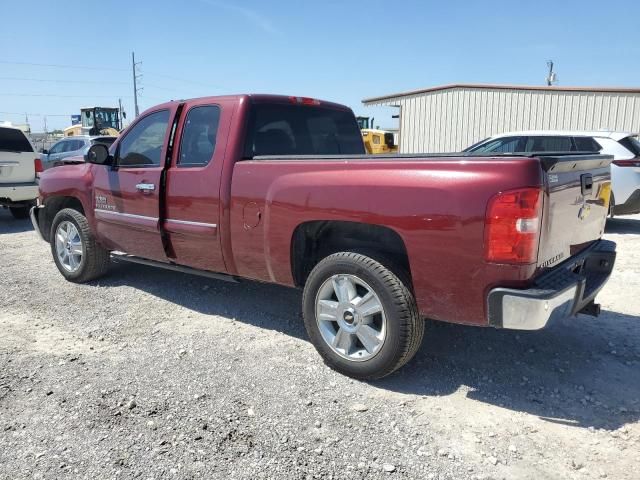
[[229, 156, 544, 325]]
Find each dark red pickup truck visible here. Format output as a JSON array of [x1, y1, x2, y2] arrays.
[[31, 94, 616, 379]]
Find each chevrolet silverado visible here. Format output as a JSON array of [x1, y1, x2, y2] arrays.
[[31, 94, 617, 379]]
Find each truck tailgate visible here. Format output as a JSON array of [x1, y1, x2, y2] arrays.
[[537, 155, 613, 271]]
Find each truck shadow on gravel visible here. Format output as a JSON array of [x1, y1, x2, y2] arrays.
[[378, 312, 640, 431], [102, 261, 307, 338], [605, 217, 640, 235], [102, 262, 638, 432], [0, 211, 34, 235]]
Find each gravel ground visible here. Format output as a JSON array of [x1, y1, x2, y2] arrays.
[[1, 209, 639, 480]]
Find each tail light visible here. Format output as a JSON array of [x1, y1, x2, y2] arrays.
[[612, 158, 640, 167], [289, 96, 321, 106], [485, 187, 543, 264], [34, 158, 43, 177]]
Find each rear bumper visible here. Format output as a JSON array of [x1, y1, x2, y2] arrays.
[[614, 188, 640, 215], [487, 240, 616, 330], [0, 182, 38, 203]]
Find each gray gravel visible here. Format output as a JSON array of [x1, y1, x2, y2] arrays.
[[1, 208, 639, 480]]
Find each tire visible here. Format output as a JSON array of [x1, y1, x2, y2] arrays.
[[50, 208, 110, 283], [9, 206, 30, 219], [302, 252, 424, 380]]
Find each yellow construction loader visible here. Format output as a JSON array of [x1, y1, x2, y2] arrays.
[[63, 107, 122, 137], [357, 116, 398, 154]]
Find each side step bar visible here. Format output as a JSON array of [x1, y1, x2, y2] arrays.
[[110, 252, 238, 283]]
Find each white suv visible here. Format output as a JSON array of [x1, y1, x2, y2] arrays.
[[0, 124, 41, 219], [465, 130, 640, 217]]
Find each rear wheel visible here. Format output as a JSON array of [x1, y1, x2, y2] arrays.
[[9, 206, 30, 219], [302, 252, 424, 380], [50, 208, 110, 283]]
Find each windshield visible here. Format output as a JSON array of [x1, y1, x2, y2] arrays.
[[244, 103, 364, 158], [81, 109, 119, 130]]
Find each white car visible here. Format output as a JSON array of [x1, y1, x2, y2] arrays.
[[465, 130, 640, 216], [0, 123, 41, 219]]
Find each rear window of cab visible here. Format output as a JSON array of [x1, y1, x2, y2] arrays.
[[0, 127, 33, 153]]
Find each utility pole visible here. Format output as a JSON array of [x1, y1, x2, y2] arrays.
[[546, 60, 557, 86], [132, 52, 142, 117], [118, 98, 125, 129]]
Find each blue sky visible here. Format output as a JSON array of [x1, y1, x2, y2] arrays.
[[1, 0, 638, 131]]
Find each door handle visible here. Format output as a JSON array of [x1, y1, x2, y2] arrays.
[[136, 183, 156, 192]]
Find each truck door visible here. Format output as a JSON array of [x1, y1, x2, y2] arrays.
[[92, 107, 175, 262], [163, 102, 226, 272]]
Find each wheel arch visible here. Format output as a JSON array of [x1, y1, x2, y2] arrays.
[[41, 196, 86, 242], [290, 220, 412, 289]]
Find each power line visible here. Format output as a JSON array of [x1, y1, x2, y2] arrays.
[[0, 93, 132, 98], [0, 111, 70, 117], [0, 76, 130, 85], [0, 59, 127, 72]]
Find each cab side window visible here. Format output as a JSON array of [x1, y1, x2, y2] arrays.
[[118, 110, 170, 167], [49, 141, 65, 154], [178, 106, 220, 166]]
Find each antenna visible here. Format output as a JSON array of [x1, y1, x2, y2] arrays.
[[546, 60, 558, 86]]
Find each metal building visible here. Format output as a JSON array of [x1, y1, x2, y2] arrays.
[[362, 84, 640, 153]]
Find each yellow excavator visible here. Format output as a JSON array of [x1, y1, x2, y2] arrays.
[[357, 116, 398, 154], [63, 107, 122, 137]]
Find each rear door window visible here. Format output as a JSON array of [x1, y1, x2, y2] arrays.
[[573, 137, 602, 152], [178, 105, 221, 166], [0, 127, 33, 152], [244, 103, 364, 158], [68, 140, 84, 152], [525, 136, 573, 152]]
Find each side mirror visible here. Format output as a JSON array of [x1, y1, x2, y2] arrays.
[[85, 143, 113, 165], [41, 149, 49, 154]]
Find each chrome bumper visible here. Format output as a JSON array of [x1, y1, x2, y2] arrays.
[[487, 240, 616, 330], [30, 205, 45, 241]]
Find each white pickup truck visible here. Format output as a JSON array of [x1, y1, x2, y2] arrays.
[[0, 124, 41, 218]]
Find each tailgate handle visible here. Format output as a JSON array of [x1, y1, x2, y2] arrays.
[[581, 174, 593, 196]]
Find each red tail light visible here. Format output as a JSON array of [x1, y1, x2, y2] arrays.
[[34, 158, 43, 176], [289, 96, 321, 106], [612, 159, 640, 167], [485, 188, 543, 264]]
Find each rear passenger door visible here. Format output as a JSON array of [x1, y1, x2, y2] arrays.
[[164, 102, 226, 272]]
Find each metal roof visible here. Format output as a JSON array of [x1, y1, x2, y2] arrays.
[[362, 83, 640, 105]]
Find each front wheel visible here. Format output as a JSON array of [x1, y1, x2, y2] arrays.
[[302, 252, 424, 380], [50, 208, 110, 283]]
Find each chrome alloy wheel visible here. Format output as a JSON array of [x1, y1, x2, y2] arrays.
[[55, 221, 83, 273], [315, 274, 387, 362]]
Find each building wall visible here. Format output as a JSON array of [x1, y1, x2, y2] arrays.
[[366, 87, 640, 153]]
